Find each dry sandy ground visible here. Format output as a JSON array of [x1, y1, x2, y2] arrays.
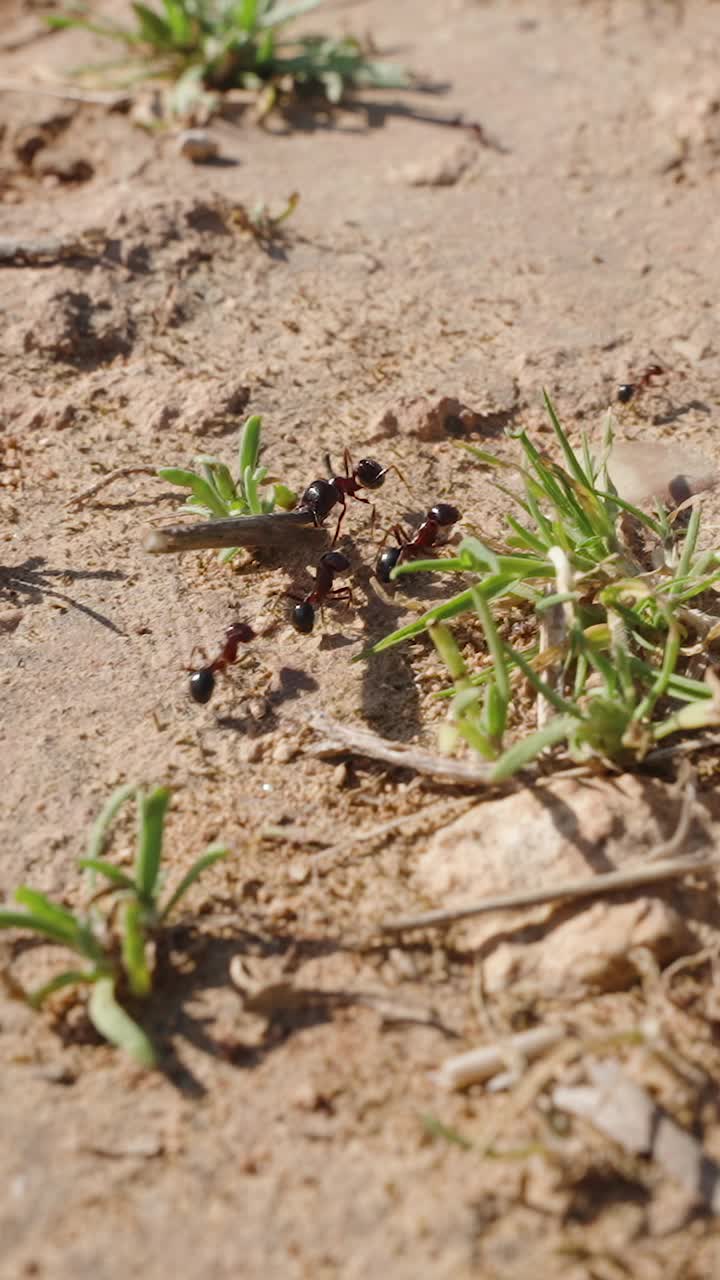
[[2, 0, 720, 1276]]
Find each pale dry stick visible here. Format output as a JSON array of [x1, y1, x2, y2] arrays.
[[537, 547, 572, 731], [382, 783, 710, 933], [0, 78, 131, 106], [67, 466, 160, 510], [311, 796, 475, 875], [431, 1024, 567, 1092], [302, 710, 495, 785]]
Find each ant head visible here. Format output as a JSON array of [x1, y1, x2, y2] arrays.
[[617, 383, 635, 404], [225, 622, 255, 645], [321, 551, 350, 573], [430, 502, 460, 528], [376, 545, 402, 583], [355, 458, 387, 491], [292, 601, 315, 634], [189, 668, 215, 704]]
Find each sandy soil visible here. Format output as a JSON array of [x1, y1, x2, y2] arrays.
[[2, 0, 720, 1276]]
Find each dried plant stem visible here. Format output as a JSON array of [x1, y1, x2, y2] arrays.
[[67, 467, 160, 509], [382, 781, 711, 932], [303, 711, 495, 784], [382, 853, 719, 933], [431, 1025, 566, 1091]]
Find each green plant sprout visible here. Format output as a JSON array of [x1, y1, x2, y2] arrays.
[[363, 392, 720, 780], [47, 1, 411, 109], [0, 785, 228, 1067], [159, 412, 297, 562]]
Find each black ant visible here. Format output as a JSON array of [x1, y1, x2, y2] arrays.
[[617, 363, 665, 405], [189, 621, 255, 704], [289, 551, 353, 634], [298, 449, 403, 545], [376, 502, 460, 583]]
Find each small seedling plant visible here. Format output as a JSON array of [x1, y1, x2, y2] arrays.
[[365, 393, 720, 780], [47, 0, 410, 111], [159, 412, 297, 562], [0, 785, 228, 1066]]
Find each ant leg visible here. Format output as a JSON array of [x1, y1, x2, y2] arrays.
[[342, 447, 354, 479], [330, 500, 348, 546], [186, 644, 210, 671], [380, 462, 414, 501], [328, 586, 354, 609], [376, 520, 409, 550]]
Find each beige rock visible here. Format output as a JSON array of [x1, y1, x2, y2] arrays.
[[483, 897, 692, 998], [415, 775, 702, 995]]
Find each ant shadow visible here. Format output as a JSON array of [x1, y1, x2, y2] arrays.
[[216, 665, 318, 736], [143, 924, 459, 1096], [651, 398, 713, 426], [0, 556, 126, 635]]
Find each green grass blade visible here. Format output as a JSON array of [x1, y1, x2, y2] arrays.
[[0, 909, 81, 947], [135, 787, 170, 904], [158, 469, 227, 516], [88, 977, 156, 1067], [160, 846, 229, 921], [86, 783, 137, 862], [78, 859, 136, 892], [122, 901, 151, 997], [27, 969, 97, 1009], [542, 389, 592, 488], [132, 2, 173, 47], [239, 414, 262, 477], [259, 0, 322, 26], [13, 889, 82, 944], [491, 715, 577, 782]]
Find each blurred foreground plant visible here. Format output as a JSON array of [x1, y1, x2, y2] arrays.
[[47, 0, 410, 111], [0, 785, 228, 1066]]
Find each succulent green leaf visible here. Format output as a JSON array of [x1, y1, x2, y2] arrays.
[[89, 978, 156, 1067]]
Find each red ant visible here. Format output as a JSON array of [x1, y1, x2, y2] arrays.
[[299, 449, 404, 545], [289, 551, 353, 634], [617, 363, 666, 405], [189, 622, 255, 703], [376, 503, 460, 583]]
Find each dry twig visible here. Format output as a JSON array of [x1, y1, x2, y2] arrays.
[[67, 467, 161, 509], [431, 1024, 566, 1092], [302, 710, 495, 784], [381, 779, 711, 932]]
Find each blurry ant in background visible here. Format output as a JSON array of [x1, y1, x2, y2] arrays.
[[617, 362, 667, 406], [376, 503, 460, 583], [188, 621, 255, 704], [289, 551, 353, 634]]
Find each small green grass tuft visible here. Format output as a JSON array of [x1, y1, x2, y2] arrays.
[[158, 412, 298, 562], [0, 785, 229, 1066], [46, 1, 411, 108], [363, 393, 720, 779]]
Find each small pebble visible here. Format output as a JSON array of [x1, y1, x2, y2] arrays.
[[238, 739, 263, 763], [37, 1061, 77, 1086], [0, 608, 23, 633], [272, 740, 298, 764], [287, 859, 309, 885], [177, 130, 219, 163], [247, 697, 268, 722], [332, 762, 349, 788]]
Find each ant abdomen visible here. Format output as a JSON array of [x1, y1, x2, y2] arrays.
[[189, 668, 216, 704], [292, 601, 316, 634], [377, 545, 403, 583]]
